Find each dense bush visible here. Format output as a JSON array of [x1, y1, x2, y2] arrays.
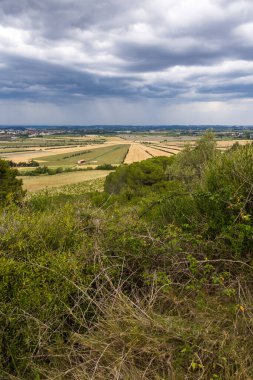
[[20, 166, 92, 176], [7, 160, 40, 167], [104, 156, 174, 196], [194, 142, 253, 254], [0, 159, 25, 206], [95, 163, 116, 170]]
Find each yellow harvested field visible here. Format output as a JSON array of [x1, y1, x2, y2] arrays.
[[124, 143, 152, 163], [150, 144, 183, 153], [144, 145, 174, 157], [216, 140, 251, 148], [106, 136, 126, 142], [159, 142, 196, 149], [163, 146, 184, 151], [21, 170, 112, 192], [123, 143, 178, 161]]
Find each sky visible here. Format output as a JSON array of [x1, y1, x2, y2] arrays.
[[0, 0, 253, 125]]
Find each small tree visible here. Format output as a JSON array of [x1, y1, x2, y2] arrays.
[[169, 131, 218, 183], [0, 159, 25, 206]]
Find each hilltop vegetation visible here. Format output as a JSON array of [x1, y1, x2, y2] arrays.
[[1, 133, 253, 379]]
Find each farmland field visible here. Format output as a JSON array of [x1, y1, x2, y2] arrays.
[[38, 144, 130, 167], [0, 134, 108, 162], [0, 144, 112, 163], [143, 145, 174, 157], [0, 136, 106, 148], [2, 131, 252, 192], [124, 143, 152, 163], [21, 170, 112, 192]]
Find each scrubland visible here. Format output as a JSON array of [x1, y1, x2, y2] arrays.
[[1, 133, 253, 379]]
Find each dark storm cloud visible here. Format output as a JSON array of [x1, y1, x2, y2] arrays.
[[199, 82, 253, 98], [0, 0, 253, 106], [0, 55, 145, 102], [116, 42, 223, 72]]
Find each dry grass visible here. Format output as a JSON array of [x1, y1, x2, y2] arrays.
[[20, 170, 112, 192], [35, 281, 253, 380]]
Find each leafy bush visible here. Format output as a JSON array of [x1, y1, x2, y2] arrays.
[[95, 163, 116, 170], [0, 159, 25, 206], [104, 156, 174, 195], [7, 159, 40, 167], [19, 166, 93, 176], [193, 142, 253, 254]]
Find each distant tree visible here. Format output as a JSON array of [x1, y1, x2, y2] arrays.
[[0, 159, 25, 206]]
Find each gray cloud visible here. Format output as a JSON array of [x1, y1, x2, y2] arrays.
[[0, 0, 253, 123], [0, 55, 144, 102]]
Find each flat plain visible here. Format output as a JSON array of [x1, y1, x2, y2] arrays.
[[2, 132, 252, 192]]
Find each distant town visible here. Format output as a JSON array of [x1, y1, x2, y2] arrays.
[[1, 125, 253, 140]]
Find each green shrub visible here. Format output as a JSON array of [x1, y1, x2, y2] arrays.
[[104, 156, 174, 195], [95, 163, 116, 170], [0, 159, 25, 206], [192, 143, 253, 249]]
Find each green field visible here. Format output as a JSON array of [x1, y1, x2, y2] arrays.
[[37, 144, 130, 167]]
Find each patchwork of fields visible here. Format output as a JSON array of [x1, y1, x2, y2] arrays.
[[1, 133, 252, 192]]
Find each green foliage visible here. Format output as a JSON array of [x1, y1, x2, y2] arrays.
[[194, 143, 253, 253], [19, 165, 94, 176], [104, 156, 174, 195], [0, 200, 97, 376], [7, 159, 40, 167], [0, 159, 25, 206], [95, 163, 117, 170], [168, 131, 218, 184]]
